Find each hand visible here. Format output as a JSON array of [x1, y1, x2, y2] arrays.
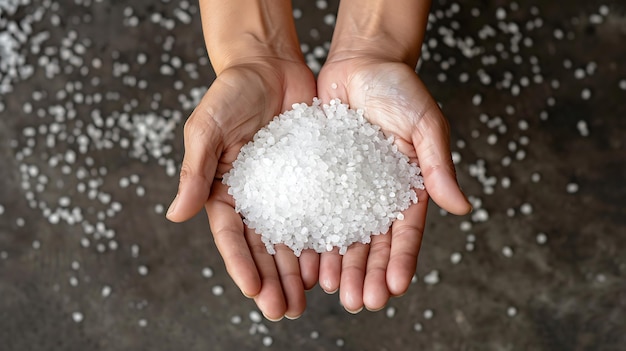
[[315, 57, 471, 312], [166, 57, 317, 320]]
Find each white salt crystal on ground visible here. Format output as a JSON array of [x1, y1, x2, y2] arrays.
[[223, 98, 424, 256]]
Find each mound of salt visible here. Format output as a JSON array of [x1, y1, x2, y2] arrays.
[[223, 98, 424, 256]]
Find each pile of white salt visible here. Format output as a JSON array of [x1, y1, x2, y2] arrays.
[[223, 98, 424, 256]]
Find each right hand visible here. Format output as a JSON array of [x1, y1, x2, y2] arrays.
[[166, 57, 318, 320]]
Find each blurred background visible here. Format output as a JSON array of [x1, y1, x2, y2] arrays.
[[1, 0, 624, 350]]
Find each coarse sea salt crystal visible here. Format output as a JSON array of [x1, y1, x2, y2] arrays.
[[223, 98, 424, 256]]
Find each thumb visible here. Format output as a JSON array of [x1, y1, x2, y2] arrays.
[[166, 91, 222, 222], [412, 105, 471, 216]]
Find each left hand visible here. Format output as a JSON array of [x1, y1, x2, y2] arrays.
[[315, 56, 471, 312]]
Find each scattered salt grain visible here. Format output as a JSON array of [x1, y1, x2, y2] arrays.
[[423, 309, 434, 319], [138, 319, 148, 327], [101, 285, 112, 298], [201, 267, 213, 279], [471, 208, 489, 222], [137, 265, 149, 276], [423, 270, 440, 285], [413, 323, 423, 332], [531, 172, 541, 183], [450, 252, 463, 264], [262, 336, 273, 347], [72, 312, 84, 323], [223, 99, 424, 256], [577, 120, 590, 136], [211, 285, 224, 296], [502, 246, 514, 257], [230, 315, 242, 325], [386, 306, 396, 318], [459, 221, 472, 232], [507, 306, 518, 317], [249, 310, 262, 323], [520, 203, 533, 215], [566, 182, 579, 194], [536, 232, 548, 245]]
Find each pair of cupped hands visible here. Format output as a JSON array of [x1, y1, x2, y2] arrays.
[[165, 49, 471, 321]]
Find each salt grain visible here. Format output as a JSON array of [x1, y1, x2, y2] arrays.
[[223, 99, 424, 256], [262, 336, 273, 347], [507, 306, 518, 317], [249, 310, 262, 323], [423, 270, 440, 285], [201, 267, 213, 278], [101, 285, 112, 298], [230, 315, 242, 324], [450, 252, 462, 264], [72, 312, 84, 323], [566, 182, 579, 194], [211, 285, 224, 296], [137, 265, 149, 276], [520, 203, 533, 215], [536, 232, 548, 245]]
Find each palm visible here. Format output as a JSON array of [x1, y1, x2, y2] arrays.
[[170, 58, 317, 320], [315, 58, 468, 311]]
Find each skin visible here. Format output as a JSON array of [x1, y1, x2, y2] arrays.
[[166, 0, 471, 320], [314, 0, 472, 313]]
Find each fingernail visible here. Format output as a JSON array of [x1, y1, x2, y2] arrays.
[[285, 313, 303, 320], [323, 287, 338, 295], [345, 306, 364, 314], [263, 313, 284, 322], [166, 194, 179, 217], [322, 279, 337, 294], [365, 305, 385, 312]]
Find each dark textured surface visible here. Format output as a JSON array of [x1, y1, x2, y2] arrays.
[[1, 0, 625, 350]]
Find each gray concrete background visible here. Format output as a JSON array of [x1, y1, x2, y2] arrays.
[[1, 0, 625, 350]]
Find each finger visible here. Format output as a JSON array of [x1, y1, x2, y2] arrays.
[[166, 90, 223, 222], [339, 243, 369, 313], [247, 228, 288, 321], [386, 190, 428, 295], [205, 182, 261, 298], [319, 248, 342, 294], [412, 103, 472, 215], [363, 233, 391, 311], [274, 245, 307, 319], [298, 249, 320, 290]]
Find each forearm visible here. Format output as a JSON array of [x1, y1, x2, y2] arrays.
[[199, 0, 303, 74], [328, 0, 431, 66]]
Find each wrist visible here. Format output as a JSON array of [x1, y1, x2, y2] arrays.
[[199, 0, 303, 74], [327, 0, 431, 66]]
